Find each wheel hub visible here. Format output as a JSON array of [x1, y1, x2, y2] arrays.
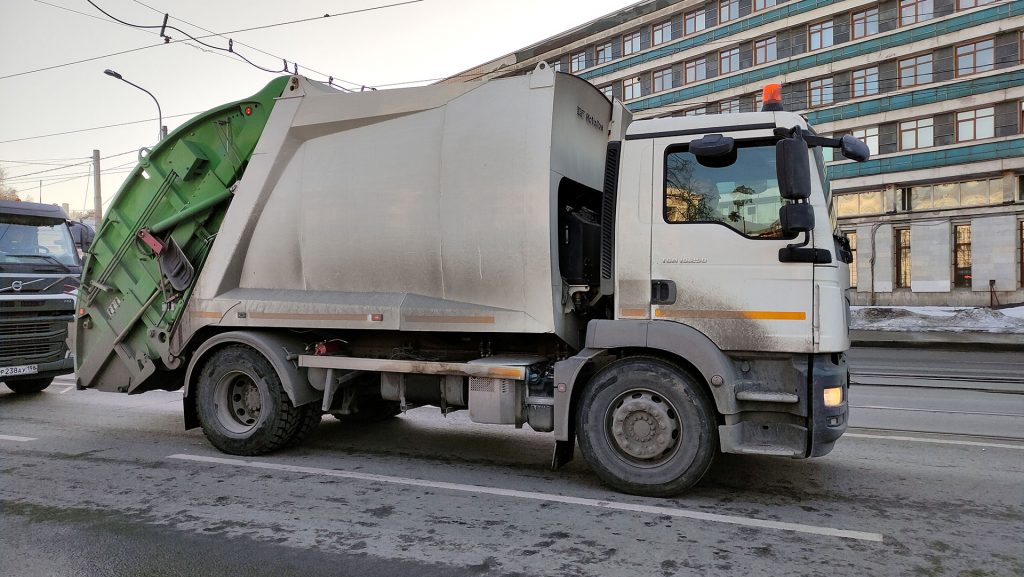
[[609, 393, 680, 462], [214, 371, 264, 434]]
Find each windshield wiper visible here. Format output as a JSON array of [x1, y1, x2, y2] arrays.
[[2, 253, 74, 273]]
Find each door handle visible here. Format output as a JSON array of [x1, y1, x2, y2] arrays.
[[651, 279, 676, 305]]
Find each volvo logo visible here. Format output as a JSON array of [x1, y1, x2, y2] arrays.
[[10, 280, 22, 292], [0, 278, 45, 293]]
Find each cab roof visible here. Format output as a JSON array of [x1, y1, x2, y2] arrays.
[[0, 200, 70, 222]]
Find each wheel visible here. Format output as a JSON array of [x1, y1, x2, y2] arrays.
[[576, 357, 717, 497], [195, 345, 321, 455], [5, 377, 54, 394], [332, 395, 401, 424]]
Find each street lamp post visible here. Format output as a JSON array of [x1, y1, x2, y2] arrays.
[[103, 69, 167, 142]]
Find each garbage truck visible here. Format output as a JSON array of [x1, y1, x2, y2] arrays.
[[1, 200, 79, 393], [76, 64, 867, 496]]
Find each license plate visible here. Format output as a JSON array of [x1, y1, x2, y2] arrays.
[[0, 365, 38, 377]]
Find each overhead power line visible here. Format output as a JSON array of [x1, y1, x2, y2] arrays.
[[2, 0, 423, 88]]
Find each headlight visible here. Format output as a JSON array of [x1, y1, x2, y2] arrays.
[[823, 387, 843, 407]]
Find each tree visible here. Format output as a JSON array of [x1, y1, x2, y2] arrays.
[[0, 166, 19, 201]]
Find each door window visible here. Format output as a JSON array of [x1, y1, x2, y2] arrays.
[[663, 142, 786, 238]]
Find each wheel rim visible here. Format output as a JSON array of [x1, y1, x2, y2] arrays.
[[606, 389, 681, 467], [213, 370, 265, 435]]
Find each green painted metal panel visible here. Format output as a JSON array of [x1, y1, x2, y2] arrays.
[[75, 76, 289, 393], [827, 137, 1024, 179]]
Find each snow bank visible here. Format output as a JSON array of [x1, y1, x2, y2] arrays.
[[850, 305, 1024, 333]]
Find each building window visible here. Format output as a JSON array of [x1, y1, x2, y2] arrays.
[[958, 0, 995, 8], [754, 37, 777, 64], [956, 39, 995, 76], [685, 9, 707, 35], [809, 20, 834, 51], [1020, 221, 1024, 287], [681, 107, 706, 116], [595, 43, 613, 65], [754, 0, 777, 11], [953, 224, 972, 288], [957, 107, 995, 141], [900, 117, 934, 150], [623, 76, 641, 100], [550, 60, 561, 72], [653, 21, 672, 45], [809, 77, 834, 106], [720, 0, 739, 23], [623, 32, 641, 56], [720, 48, 740, 74], [653, 68, 673, 92], [570, 51, 586, 72], [895, 228, 911, 289], [836, 190, 883, 216], [852, 67, 879, 97], [900, 0, 933, 26], [899, 178, 1003, 211], [720, 98, 740, 114], [899, 54, 933, 87], [600, 85, 614, 99], [851, 127, 879, 156], [846, 231, 858, 287], [685, 57, 708, 83], [852, 7, 879, 39], [753, 90, 763, 112]]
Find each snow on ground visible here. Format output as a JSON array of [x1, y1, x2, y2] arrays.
[[850, 304, 1024, 333]]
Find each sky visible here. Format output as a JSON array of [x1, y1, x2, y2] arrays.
[[0, 0, 637, 213]]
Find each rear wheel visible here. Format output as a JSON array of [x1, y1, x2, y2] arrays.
[[576, 357, 717, 497], [195, 346, 320, 455], [5, 377, 54, 394]]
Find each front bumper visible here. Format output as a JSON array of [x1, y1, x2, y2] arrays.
[[808, 352, 849, 457], [1, 356, 74, 382]]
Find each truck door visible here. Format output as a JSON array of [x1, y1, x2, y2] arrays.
[[648, 134, 814, 353]]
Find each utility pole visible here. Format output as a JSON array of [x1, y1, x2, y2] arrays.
[[38, 180, 42, 204], [92, 150, 103, 223]]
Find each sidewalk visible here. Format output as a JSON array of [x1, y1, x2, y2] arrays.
[[849, 305, 1024, 350]]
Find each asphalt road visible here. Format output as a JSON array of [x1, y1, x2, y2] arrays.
[[1, 348, 1022, 577]]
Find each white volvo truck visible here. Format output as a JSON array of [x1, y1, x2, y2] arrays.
[[76, 64, 866, 496]]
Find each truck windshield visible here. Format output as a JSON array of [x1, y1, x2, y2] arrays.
[[664, 142, 784, 238], [0, 220, 80, 267]]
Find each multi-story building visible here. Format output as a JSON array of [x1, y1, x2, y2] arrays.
[[451, 0, 1024, 306]]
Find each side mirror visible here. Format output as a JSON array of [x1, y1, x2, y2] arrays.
[[689, 134, 736, 167], [840, 134, 870, 162], [776, 137, 811, 200], [779, 203, 815, 235]]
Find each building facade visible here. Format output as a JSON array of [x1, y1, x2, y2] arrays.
[[452, 0, 1024, 306]]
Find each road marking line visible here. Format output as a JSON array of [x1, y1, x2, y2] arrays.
[[845, 433, 1024, 450], [168, 453, 883, 542], [58, 386, 75, 394], [0, 435, 37, 442], [851, 405, 1024, 417]]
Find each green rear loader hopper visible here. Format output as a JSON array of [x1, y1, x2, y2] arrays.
[[75, 77, 288, 393]]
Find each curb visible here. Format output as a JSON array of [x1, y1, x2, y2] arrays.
[[851, 329, 1024, 351]]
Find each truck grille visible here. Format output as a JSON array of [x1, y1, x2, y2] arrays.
[[0, 319, 69, 363]]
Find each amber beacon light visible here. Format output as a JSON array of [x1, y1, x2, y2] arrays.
[[761, 83, 784, 111]]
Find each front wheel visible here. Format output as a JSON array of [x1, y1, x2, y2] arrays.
[[576, 357, 717, 497], [195, 345, 320, 455], [5, 377, 54, 394]]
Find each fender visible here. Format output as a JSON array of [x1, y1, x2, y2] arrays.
[[553, 320, 739, 440], [182, 330, 321, 429]]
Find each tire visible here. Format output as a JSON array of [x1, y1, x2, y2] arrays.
[[576, 357, 717, 497], [5, 377, 53, 394], [195, 345, 321, 455]]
